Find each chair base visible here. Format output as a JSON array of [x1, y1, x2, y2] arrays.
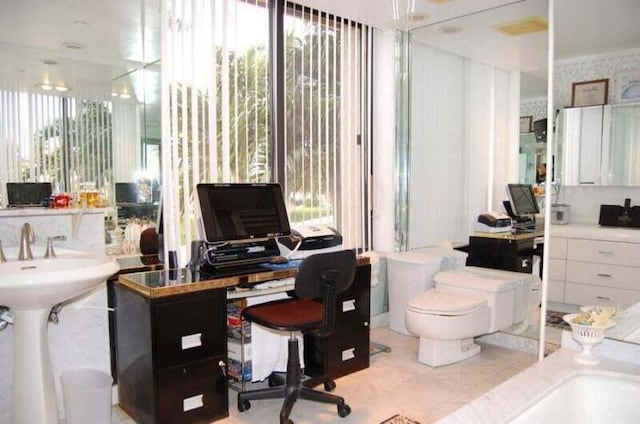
[[237, 336, 350, 423]]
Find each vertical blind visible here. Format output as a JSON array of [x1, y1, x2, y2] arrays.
[[0, 90, 116, 204], [162, 0, 371, 263]]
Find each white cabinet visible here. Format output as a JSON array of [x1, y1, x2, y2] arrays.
[[548, 225, 640, 309]]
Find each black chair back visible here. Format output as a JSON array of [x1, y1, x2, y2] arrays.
[[295, 249, 356, 336]]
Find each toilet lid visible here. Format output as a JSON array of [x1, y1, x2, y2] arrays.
[[435, 268, 522, 292], [407, 288, 487, 316]]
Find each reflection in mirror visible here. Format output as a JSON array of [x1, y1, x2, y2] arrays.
[[403, 0, 548, 347], [0, 0, 160, 217], [520, 73, 547, 186], [546, 0, 640, 348]]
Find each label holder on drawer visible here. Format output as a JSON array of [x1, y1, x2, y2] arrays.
[[183, 394, 204, 412], [181, 333, 202, 350], [342, 299, 356, 312], [341, 347, 355, 361]]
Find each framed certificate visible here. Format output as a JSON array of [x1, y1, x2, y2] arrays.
[[519, 116, 533, 133], [616, 71, 640, 102], [571, 79, 609, 107]]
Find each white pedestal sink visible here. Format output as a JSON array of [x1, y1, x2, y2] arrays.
[[0, 251, 119, 424]]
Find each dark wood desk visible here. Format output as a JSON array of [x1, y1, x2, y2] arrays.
[[467, 228, 544, 274], [111, 258, 370, 424]]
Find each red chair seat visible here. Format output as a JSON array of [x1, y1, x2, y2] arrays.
[[241, 298, 323, 332]]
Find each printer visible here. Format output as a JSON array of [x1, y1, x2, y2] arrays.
[[277, 225, 343, 260], [475, 212, 512, 233]]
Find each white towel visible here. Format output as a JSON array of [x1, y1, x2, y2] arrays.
[[246, 293, 305, 382]]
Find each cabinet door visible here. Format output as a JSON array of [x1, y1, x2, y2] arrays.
[[561, 106, 603, 185]]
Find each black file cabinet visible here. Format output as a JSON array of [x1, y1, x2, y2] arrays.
[[114, 286, 229, 424], [304, 264, 371, 379], [467, 236, 537, 274]]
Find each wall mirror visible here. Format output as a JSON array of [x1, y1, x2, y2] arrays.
[[546, 0, 640, 348], [403, 0, 548, 342], [0, 0, 161, 208]]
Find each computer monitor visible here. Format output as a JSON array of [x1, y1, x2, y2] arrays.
[[196, 183, 291, 243], [115, 182, 138, 204], [506, 183, 540, 217], [7, 182, 52, 207]]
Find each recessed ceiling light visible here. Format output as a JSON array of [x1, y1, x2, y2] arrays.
[[42, 59, 59, 66], [438, 25, 462, 34], [61, 41, 87, 50], [495, 17, 548, 37], [55, 85, 69, 92], [112, 92, 119, 97], [40, 84, 53, 91], [119, 93, 131, 99]]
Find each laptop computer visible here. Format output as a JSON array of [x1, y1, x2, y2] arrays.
[[6, 182, 52, 207]]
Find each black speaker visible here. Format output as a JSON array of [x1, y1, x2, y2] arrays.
[[599, 198, 640, 228], [533, 118, 547, 142]]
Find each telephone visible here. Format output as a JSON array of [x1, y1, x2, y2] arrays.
[[475, 211, 512, 233]]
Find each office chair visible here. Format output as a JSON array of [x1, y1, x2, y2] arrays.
[[237, 249, 356, 424]]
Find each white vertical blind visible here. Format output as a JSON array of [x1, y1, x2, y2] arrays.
[[112, 101, 142, 183]]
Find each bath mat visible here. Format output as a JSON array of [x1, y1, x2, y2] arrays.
[[546, 310, 570, 331], [380, 414, 422, 424]]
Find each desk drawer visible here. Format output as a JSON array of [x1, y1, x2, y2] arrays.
[[304, 321, 369, 380], [156, 357, 228, 424], [154, 290, 226, 369], [567, 239, 640, 266], [566, 260, 640, 291], [565, 282, 640, 310], [336, 264, 371, 325]]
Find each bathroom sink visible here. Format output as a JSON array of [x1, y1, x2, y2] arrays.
[[0, 252, 119, 310]]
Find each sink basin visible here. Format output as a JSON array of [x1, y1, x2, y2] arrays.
[[0, 249, 119, 424], [0, 254, 119, 310]]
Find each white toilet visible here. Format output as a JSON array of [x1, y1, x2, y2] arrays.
[[386, 248, 468, 335], [405, 266, 538, 367]]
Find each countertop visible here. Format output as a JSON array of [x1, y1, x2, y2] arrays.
[[549, 222, 640, 243], [473, 226, 544, 241], [0, 207, 113, 217], [437, 348, 640, 423], [117, 256, 370, 298]]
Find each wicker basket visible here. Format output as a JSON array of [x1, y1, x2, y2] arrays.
[[563, 313, 616, 365]]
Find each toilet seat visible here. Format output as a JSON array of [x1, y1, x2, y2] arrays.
[[407, 288, 486, 316]]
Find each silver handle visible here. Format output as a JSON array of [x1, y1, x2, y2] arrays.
[[44, 235, 67, 258], [596, 273, 612, 278], [579, 181, 595, 185], [598, 250, 613, 255], [595, 296, 611, 301]]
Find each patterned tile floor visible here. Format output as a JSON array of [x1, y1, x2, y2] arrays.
[[112, 326, 537, 424]]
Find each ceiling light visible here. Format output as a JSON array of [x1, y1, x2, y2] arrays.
[[495, 17, 548, 37], [112, 92, 119, 97], [438, 25, 462, 34], [61, 41, 87, 50], [119, 93, 131, 99], [55, 85, 69, 92], [40, 84, 53, 91]]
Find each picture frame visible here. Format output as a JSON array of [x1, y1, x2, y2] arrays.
[[616, 70, 640, 103], [519, 116, 533, 133], [571, 79, 609, 107]]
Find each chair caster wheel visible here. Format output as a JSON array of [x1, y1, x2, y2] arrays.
[[238, 399, 251, 412], [324, 380, 336, 392], [338, 404, 351, 417], [269, 374, 284, 387]]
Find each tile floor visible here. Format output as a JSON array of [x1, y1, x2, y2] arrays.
[[112, 327, 537, 424]]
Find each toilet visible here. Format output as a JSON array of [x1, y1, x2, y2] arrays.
[[405, 266, 538, 367], [386, 247, 468, 335]]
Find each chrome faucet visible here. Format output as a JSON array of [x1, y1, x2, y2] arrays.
[[18, 223, 35, 261]]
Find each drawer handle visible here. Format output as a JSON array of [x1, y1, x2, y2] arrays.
[[597, 250, 614, 255], [218, 360, 227, 377], [183, 394, 204, 412], [341, 347, 355, 361], [596, 296, 611, 301], [596, 273, 612, 278], [342, 299, 356, 312], [181, 333, 202, 350]]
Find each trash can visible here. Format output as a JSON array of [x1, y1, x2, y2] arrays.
[[61, 369, 112, 424]]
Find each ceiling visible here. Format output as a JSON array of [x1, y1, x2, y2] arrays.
[[0, 0, 639, 102]]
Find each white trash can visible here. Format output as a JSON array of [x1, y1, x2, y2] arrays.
[[61, 369, 112, 424]]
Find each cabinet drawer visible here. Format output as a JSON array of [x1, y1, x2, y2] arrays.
[[548, 259, 566, 281], [565, 282, 640, 309], [154, 291, 226, 369], [549, 237, 567, 259], [548, 280, 565, 303], [567, 239, 640, 266], [566, 261, 640, 291], [336, 264, 371, 325], [156, 357, 228, 424]]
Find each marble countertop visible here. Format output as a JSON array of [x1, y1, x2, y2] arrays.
[[0, 207, 113, 217], [550, 223, 640, 243], [437, 348, 640, 423]]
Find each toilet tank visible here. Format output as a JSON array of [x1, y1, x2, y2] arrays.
[[411, 246, 468, 271], [434, 268, 522, 333]]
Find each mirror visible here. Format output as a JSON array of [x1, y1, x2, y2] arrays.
[[0, 0, 160, 206], [405, 0, 548, 341], [520, 73, 548, 185], [546, 0, 640, 348]]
